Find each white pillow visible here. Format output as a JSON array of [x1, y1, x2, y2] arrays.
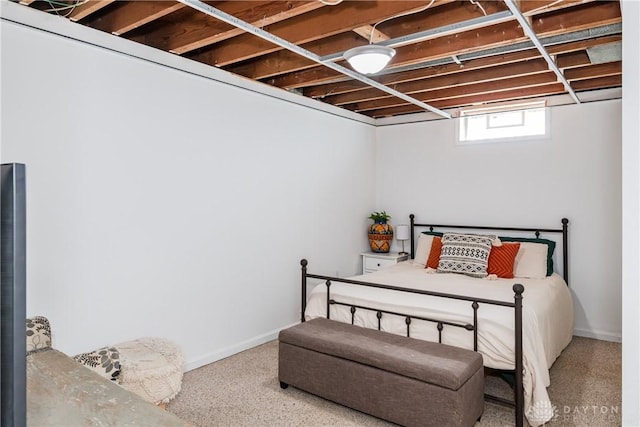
[[413, 234, 434, 267], [513, 242, 548, 279]]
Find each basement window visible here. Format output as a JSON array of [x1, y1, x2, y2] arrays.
[[457, 101, 548, 144]]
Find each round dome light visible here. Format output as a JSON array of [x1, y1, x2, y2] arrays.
[[343, 45, 396, 74]]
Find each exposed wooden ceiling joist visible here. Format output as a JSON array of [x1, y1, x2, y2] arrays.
[[87, 2, 186, 36], [352, 25, 390, 44], [505, 0, 580, 104], [189, 1, 453, 67], [177, 0, 452, 118], [365, 83, 567, 118], [230, 1, 510, 81], [17, 0, 623, 120], [305, 48, 545, 99], [304, 33, 620, 101], [519, 0, 598, 15], [326, 59, 551, 107], [265, 1, 620, 90], [556, 51, 592, 69], [131, 1, 327, 55], [68, 0, 115, 22], [571, 74, 622, 91], [565, 61, 622, 81], [351, 72, 560, 113]]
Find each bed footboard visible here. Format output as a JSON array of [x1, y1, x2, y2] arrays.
[[299, 259, 525, 427]]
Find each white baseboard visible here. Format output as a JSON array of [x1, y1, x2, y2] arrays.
[[574, 327, 622, 343], [184, 321, 299, 372], [183, 323, 620, 371]]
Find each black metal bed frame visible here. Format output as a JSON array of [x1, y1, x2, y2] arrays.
[[300, 215, 569, 427]]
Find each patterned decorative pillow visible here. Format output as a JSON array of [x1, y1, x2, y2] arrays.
[[26, 316, 52, 353], [487, 242, 521, 278], [73, 346, 121, 382], [437, 233, 494, 278]]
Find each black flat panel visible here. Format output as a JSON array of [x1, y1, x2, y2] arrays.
[[1, 163, 27, 427]]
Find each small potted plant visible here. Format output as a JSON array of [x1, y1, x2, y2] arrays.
[[368, 211, 393, 253], [368, 211, 391, 224]]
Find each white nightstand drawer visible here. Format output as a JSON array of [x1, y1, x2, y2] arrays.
[[364, 257, 397, 271], [361, 252, 408, 274]]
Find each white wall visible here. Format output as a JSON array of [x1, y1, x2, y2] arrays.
[[376, 100, 622, 342], [621, 0, 640, 423], [0, 9, 375, 369], [1, 4, 634, 407]]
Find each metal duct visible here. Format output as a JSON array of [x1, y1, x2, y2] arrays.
[[587, 42, 622, 64]]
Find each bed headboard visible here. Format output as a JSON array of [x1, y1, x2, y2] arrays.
[[409, 215, 569, 285]]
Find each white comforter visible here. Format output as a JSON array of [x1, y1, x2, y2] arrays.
[[304, 261, 574, 426]]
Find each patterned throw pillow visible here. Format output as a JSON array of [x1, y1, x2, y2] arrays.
[[26, 316, 52, 353], [437, 233, 494, 278], [487, 242, 521, 278], [73, 346, 121, 382]]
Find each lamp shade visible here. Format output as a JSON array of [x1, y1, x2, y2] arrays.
[[343, 45, 396, 74], [396, 224, 410, 241]]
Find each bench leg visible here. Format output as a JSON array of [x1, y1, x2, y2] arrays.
[[279, 381, 289, 389]]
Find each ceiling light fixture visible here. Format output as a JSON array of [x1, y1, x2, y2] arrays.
[[342, 0, 435, 75], [343, 45, 396, 74]]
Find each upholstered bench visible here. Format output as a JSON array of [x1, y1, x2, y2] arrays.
[[278, 318, 485, 427]]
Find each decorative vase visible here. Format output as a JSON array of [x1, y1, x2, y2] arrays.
[[368, 220, 394, 253]]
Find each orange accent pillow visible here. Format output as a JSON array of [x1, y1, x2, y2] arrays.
[[426, 237, 442, 269], [487, 242, 521, 278]]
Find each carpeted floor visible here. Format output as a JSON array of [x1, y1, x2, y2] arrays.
[[167, 336, 621, 427]]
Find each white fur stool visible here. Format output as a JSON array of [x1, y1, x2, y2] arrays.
[[116, 337, 184, 407]]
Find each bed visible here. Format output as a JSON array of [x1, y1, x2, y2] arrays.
[[301, 215, 574, 427]]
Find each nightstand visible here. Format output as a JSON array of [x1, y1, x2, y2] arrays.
[[361, 252, 409, 274]]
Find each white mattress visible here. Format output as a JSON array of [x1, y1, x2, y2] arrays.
[[304, 261, 574, 426]]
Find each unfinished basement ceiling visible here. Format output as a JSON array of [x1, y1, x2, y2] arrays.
[[18, 0, 623, 119]]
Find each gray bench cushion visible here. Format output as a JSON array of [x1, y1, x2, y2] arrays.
[[279, 318, 483, 391]]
